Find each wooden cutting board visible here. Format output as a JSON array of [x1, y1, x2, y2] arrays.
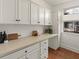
[[7, 33, 19, 41]]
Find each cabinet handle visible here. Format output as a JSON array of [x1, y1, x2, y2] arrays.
[[25, 51, 27, 53], [44, 48, 47, 50], [38, 21, 40, 23], [16, 19, 20, 21], [44, 56, 47, 58]]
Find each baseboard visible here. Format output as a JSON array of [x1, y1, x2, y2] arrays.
[[49, 47, 79, 54], [61, 43, 79, 54], [48, 47, 59, 51]]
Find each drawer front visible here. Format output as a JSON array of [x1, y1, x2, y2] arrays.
[[41, 40, 48, 47], [0, 49, 25, 59], [25, 43, 40, 53], [1, 43, 40, 59], [41, 40, 48, 51], [26, 48, 41, 59], [41, 40, 48, 59]]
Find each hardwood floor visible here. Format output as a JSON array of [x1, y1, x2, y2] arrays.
[[48, 48, 79, 59]]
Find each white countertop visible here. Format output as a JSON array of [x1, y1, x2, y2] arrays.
[[0, 34, 58, 58]]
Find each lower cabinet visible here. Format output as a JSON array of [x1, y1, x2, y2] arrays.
[[0, 48, 25, 59], [0, 40, 48, 59], [26, 49, 40, 59], [41, 40, 48, 59]]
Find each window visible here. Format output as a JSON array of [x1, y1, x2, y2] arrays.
[[64, 7, 79, 33], [64, 21, 79, 33]]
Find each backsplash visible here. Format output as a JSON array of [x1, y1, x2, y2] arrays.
[[0, 24, 44, 38]]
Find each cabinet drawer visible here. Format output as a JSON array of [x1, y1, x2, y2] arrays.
[[41, 40, 48, 49], [41, 40, 48, 59], [25, 43, 40, 53], [0, 48, 25, 59], [41, 40, 48, 45], [1, 43, 40, 59], [26, 48, 40, 59]]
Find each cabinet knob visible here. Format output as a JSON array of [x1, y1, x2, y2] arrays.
[[44, 56, 47, 58], [25, 51, 27, 53], [44, 48, 47, 50], [38, 21, 40, 23], [16, 19, 20, 21]]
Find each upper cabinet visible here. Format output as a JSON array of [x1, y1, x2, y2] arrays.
[[18, 0, 30, 24], [0, 0, 52, 25], [31, 2, 45, 25], [0, 0, 31, 24], [1, 0, 16, 24], [45, 9, 52, 25], [39, 7, 45, 25], [31, 2, 39, 25]]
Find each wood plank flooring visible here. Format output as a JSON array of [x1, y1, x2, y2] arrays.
[[48, 48, 79, 59]]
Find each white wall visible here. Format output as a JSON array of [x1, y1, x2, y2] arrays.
[[61, 32, 79, 53], [0, 24, 44, 38], [51, 0, 79, 53]]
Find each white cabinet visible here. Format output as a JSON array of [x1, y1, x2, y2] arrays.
[[0, 40, 49, 59], [0, 43, 40, 59], [0, 48, 25, 59], [0, 0, 30, 24], [39, 7, 45, 25], [31, 2, 45, 25], [49, 36, 59, 50], [18, 0, 30, 24], [45, 9, 52, 25], [41, 40, 48, 59], [25, 43, 40, 59], [0, 0, 52, 25], [31, 2, 39, 25], [26, 49, 40, 59], [1, 0, 17, 24]]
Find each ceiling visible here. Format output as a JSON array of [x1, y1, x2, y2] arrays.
[[45, 0, 73, 6]]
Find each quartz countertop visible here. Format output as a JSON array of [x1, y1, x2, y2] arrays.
[[0, 34, 58, 58]]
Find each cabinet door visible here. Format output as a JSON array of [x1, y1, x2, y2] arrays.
[[41, 40, 48, 59], [45, 9, 52, 25], [39, 7, 44, 25], [26, 49, 41, 59], [18, 0, 30, 24], [1, 0, 16, 24], [31, 2, 39, 25], [0, 43, 40, 59], [0, 48, 25, 59]]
